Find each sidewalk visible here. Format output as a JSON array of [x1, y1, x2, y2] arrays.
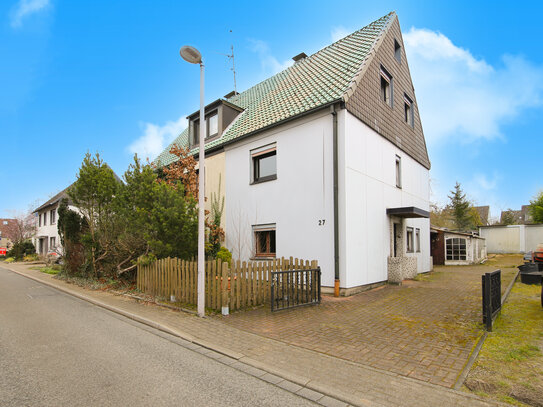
[[3, 263, 501, 407]]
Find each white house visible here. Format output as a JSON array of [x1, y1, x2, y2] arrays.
[[155, 12, 431, 295], [33, 187, 75, 256]]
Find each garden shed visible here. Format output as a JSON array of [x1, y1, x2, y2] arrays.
[[430, 226, 486, 266]]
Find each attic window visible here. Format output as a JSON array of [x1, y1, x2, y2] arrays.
[[380, 66, 392, 107], [404, 94, 414, 127], [394, 39, 401, 63], [208, 113, 218, 138]]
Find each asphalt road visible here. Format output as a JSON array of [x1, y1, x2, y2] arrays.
[[0, 267, 317, 406]]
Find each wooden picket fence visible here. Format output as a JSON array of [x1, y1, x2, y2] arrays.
[[136, 257, 318, 312]]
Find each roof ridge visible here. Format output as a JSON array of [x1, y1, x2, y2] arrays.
[[342, 11, 395, 103]]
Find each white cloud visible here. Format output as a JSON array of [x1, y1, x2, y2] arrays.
[[473, 173, 499, 191], [331, 26, 351, 42], [248, 39, 293, 75], [128, 116, 187, 161], [10, 0, 50, 28], [403, 27, 543, 143]]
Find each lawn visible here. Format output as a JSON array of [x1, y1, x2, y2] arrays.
[[464, 280, 543, 406]]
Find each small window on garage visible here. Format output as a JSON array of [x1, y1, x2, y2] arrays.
[[251, 144, 277, 184], [446, 237, 467, 261], [253, 224, 276, 258]]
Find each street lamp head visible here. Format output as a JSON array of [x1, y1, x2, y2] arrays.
[[180, 45, 202, 64]]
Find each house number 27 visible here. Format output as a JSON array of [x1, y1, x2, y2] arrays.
[[318, 219, 326, 226]]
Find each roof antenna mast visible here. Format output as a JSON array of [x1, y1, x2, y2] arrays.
[[223, 30, 237, 94]]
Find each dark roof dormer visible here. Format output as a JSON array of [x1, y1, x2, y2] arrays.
[[187, 98, 244, 148]]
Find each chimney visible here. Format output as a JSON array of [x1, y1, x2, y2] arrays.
[[292, 52, 307, 63]]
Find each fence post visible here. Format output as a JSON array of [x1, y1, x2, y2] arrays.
[[221, 262, 229, 316], [483, 272, 492, 331]]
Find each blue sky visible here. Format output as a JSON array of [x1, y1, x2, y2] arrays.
[[1, 0, 543, 222]]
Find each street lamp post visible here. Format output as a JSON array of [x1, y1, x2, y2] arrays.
[[180, 45, 205, 317]]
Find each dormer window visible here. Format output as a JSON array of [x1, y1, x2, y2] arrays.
[[208, 113, 218, 138], [188, 99, 244, 148]]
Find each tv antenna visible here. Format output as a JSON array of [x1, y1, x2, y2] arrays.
[[218, 30, 237, 94]]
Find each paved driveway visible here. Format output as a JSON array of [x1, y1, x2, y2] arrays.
[[219, 262, 518, 388]]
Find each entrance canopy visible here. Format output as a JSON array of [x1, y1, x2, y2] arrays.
[[386, 206, 429, 219]]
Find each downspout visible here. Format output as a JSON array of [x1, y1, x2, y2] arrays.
[[331, 104, 340, 297]]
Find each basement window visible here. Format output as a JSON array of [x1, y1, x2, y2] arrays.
[[446, 237, 467, 261], [404, 94, 414, 128], [253, 224, 276, 258], [251, 144, 277, 184], [380, 66, 393, 107]]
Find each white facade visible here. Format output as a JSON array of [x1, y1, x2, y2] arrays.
[[224, 108, 431, 290], [342, 111, 431, 288], [225, 110, 335, 285], [35, 206, 61, 255]]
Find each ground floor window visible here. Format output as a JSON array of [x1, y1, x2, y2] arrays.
[[253, 224, 276, 258], [415, 228, 420, 252], [446, 237, 466, 260], [406, 227, 414, 253], [50, 237, 55, 249]]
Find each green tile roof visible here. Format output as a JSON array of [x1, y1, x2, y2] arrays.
[[155, 12, 393, 167]]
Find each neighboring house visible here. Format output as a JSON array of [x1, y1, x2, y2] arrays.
[[500, 205, 533, 225], [430, 226, 486, 266], [0, 218, 17, 252], [479, 224, 543, 254], [473, 205, 490, 226], [33, 186, 80, 256], [155, 12, 431, 294]]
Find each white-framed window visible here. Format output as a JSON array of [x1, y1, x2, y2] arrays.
[[50, 209, 56, 225], [50, 237, 55, 249], [2, 220, 7, 225], [406, 227, 414, 253], [404, 94, 414, 128], [251, 144, 277, 184], [208, 113, 218, 138], [395, 155, 402, 188], [380, 66, 393, 107], [415, 228, 420, 252], [394, 39, 401, 63], [446, 237, 467, 261], [253, 224, 276, 258]]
